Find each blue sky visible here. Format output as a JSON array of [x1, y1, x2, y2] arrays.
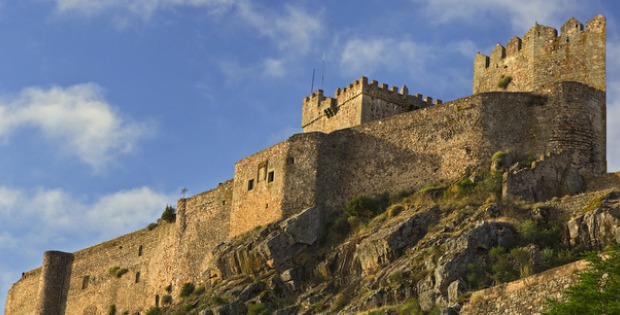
[[1, 0, 619, 309]]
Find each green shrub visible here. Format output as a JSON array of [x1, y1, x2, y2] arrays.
[[247, 302, 270, 315], [161, 205, 176, 223], [147, 223, 158, 230], [344, 196, 380, 218], [108, 304, 116, 315], [491, 150, 508, 163], [209, 294, 227, 306], [543, 245, 620, 314], [193, 284, 206, 295], [386, 204, 405, 217], [108, 266, 128, 278], [179, 282, 195, 297], [398, 298, 422, 315], [332, 293, 348, 310], [497, 76, 512, 89], [145, 306, 161, 315], [162, 294, 172, 305]]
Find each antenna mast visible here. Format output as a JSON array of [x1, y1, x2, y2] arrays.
[[321, 53, 325, 90], [310, 68, 315, 94]]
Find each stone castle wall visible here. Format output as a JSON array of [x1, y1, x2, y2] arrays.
[[474, 15, 605, 94], [5, 182, 233, 315], [176, 180, 233, 281], [4, 268, 42, 315], [5, 16, 607, 315], [461, 259, 588, 315], [229, 133, 325, 236], [301, 76, 437, 134]]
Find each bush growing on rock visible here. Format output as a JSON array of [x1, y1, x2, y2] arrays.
[[161, 205, 176, 223], [179, 282, 195, 297]]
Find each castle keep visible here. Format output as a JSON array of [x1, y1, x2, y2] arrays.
[[5, 15, 607, 315]]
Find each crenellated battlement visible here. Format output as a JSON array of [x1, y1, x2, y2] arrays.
[[301, 76, 441, 133], [473, 15, 606, 94]]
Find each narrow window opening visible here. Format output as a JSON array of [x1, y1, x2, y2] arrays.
[[267, 171, 274, 183], [257, 161, 268, 182], [248, 179, 254, 191], [156, 295, 160, 307], [135, 272, 141, 283], [82, 276, 90, 289], [286, 157, 295, 165], [138, 245, 143, 257], [222, 200, 226, 205]]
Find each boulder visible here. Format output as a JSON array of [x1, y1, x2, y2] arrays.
[[356, 206, 440, 274], [282, 206, 326, 245]]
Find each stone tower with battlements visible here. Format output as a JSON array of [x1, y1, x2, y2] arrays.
[[301, 76, 441, 133], [474, 15, 605, 94]]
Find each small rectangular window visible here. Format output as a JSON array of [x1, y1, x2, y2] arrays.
[[135, 272, 141, 283], [267, 171, 274, 183], [82, 276, 89, 289], [138, 245, 143, 257], [257, 161, 268, 182], [286, 157, 294, 165], [248, 179, 254, 191]]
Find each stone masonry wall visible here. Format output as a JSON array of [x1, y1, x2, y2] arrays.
[[229, 133, 326, 236], [474, 15, 605, 94], [63, 223, 177, 315], [460, 259, 588, 315], [314, 82, 604, 211], [4, 268, 42, 315], [176, 180, 233, 282], [229, 141, 290, 236], [6, 180, 235, 315]]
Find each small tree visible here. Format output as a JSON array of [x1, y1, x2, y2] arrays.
[[542, 244, 620, 314], [161, 205, 176, 223], [180, 282, 195, 297]]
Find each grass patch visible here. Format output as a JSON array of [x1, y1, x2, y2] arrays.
[[145, 306, 161, 315], [247, 302, 269, 315], [179, 282, 195, 297], [108, 266, 128, 278], [497, 76, 512, 89]]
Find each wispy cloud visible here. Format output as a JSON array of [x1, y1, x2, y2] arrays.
[[55, 0, 236, 18], [0, 84, 150, 171], [340, 38, 433, 78], [606, 39, 620, 172], [0, 185, 175, 310], [0, 186, 174, 242], [412, 0, 587, 32]]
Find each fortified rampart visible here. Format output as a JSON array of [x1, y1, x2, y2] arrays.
[[5, 16, 607, 315], [460, 259, 588, 314], [301, 76, 440, 134], [474, 15, 605, 93]]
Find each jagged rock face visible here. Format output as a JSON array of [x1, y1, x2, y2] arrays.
[[417, 221, 516, 311], [568, 191, 620, 249], [356, 207, 440, 274], [213, 206, 328, 279], [198, 190, 620, 315]]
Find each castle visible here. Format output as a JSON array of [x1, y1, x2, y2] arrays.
[[5, 15, 607, 315]]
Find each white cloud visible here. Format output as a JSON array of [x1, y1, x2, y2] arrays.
[[0, 186, 174, 241], [263, 58, 286, 77], [0, 84, 149, 170], [607, 81, 620, 172], [412, 0, 586, 32], [340, 38, 433, 77], [55, 0, 235, 18], [54, 0, 322, 55]]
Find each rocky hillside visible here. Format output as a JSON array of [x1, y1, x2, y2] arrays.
[[147, 172, 620, 315]]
